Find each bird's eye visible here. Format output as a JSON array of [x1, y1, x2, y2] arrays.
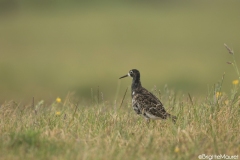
[[130, 70, 133, 74]]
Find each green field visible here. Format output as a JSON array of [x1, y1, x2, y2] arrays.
[[1, 1, 240, 102], [0, 84, 239, 160], [0, 1, 240, 159]]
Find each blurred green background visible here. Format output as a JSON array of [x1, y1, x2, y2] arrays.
[[0, 0, 240, 102]]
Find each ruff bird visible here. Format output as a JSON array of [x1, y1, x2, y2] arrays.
[[119, 69, 177, 123]]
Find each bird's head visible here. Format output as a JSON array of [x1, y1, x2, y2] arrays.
[[119, 69, 140, 79]]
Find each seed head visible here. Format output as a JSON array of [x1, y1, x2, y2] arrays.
[[224, 43, 234, 55]]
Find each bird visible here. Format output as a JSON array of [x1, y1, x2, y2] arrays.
[[119, 69, 177, 123]]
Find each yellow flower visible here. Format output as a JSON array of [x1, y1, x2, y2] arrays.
[[174, 146, 180, 153], [215, 92, 222, 98], [232, 80, 239, 85], [56, 97, 61, 103], [56, 111, 61, 116]]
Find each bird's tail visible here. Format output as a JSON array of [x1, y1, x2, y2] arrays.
[[167, 114, 177, 124]]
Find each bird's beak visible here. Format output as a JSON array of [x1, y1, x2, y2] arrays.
[[119, 74, 129, 79]]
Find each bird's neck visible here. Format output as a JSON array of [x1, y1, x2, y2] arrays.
[[131, 77, 142, 91]]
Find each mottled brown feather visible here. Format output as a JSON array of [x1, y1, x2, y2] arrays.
[[132, 87, 169, 119], [120, 69, 177, 123]]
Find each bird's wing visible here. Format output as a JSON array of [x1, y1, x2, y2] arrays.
[[134, 87, 168, 118], [138, 87, 163, 105]]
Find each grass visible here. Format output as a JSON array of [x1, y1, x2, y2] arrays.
[[1, 44, 240, 160], [0, 82, 239, 160], [0, 2, 240, 159]]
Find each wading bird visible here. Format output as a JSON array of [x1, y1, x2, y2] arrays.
[[119, 69, 177, 123]]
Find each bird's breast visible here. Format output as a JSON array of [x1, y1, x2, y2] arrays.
[[132, 91, 135, 96]]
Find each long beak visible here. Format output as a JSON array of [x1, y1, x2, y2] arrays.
[[119, 74, 128, 79]]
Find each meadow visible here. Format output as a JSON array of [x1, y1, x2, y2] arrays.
[[0, 44, 240, 159], [0, 76, 239, 160], [0, 1, 240, 159]]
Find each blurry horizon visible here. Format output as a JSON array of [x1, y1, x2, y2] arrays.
[[1, 0, 240, 102]]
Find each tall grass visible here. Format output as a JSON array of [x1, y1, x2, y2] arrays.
[[0, 89, 239, 159], [0, 45, 239, 159]]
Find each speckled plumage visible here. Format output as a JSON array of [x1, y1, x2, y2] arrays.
[[119, 69, 177, 123]]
